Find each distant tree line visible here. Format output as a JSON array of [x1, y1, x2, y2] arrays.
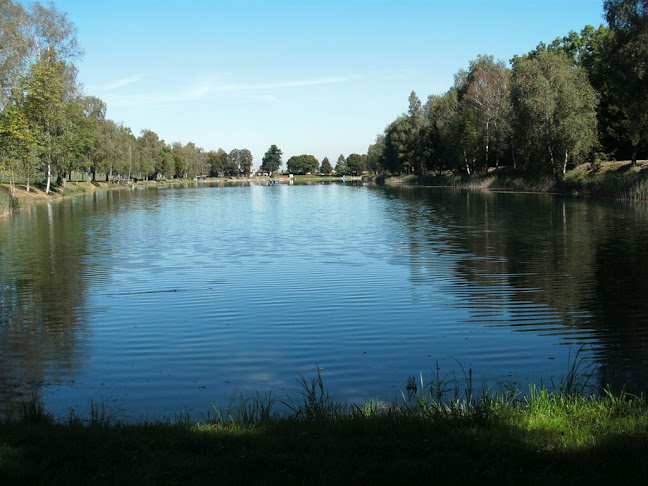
[[3, 1, 645, 190], [0, 0, 260, 195], [368, 0, 648, 178]]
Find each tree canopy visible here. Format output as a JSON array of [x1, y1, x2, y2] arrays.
[[261, 144, 282, 174], [286, 154, 318, 174]]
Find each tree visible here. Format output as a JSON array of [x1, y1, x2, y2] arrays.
[[229, 148, 253, 176], [23, 53, 67, 194], [171, 142, 187, 178], [0, 0, 30, 111], [511, 50, 598, 177], [0, 103, 37, 194], [29, 2, 83, 64], [207, 149, 226, 177], [547, 25, 619, 160], [346, 153, 367, 174], [457, 55, 512, 171], [286, 154, 318, 174], [137, 129, 163, 179], [335, 154, 348, 174], [260, 144, 282, 174], [320, 156, 332, 175], [603, 0, 648, 165], [182, 142, 203, 178], [367, 136, 385, 174], [161, 145, 175, 179], [221, 151, 238, 176], [381, 92, 425, 175]]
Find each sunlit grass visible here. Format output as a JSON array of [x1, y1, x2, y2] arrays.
[[2, 365, 647, 484]]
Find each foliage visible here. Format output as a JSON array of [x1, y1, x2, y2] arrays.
[[260, 144, 282, 174], [511, 50, 598, 177], [206, 148, 227, 177], [334, 154, 347, 174], [319, 156, 332, 174], [456, 55, 512, 171], [345, 153, 367, 174], [603, 0, 648, 164], [286, 153, 318, 174], [229, 148, 253, 176]]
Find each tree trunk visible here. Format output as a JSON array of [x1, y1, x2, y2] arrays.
[[563, 150, 569, 177], [485, 121, 489, 173], [8, 172, 15, 197], [548, 144, 555, 177], [632, 149, 637, 167], [45, 162, 51, 194], [495, 132, 500, 170]]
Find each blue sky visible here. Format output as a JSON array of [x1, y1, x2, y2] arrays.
[[49, 0, 605, 166]]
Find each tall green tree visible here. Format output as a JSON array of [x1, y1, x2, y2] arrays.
[[260, 144, 282, 174], [335, 154, 347, 174], [457, 55, 512, 171], [137, 129, 163, 179], [0, 0, 30, 111], [221, 151, 238, 176], [206, 149, 226, 177], [366, 136, 385, 174], [511, 50, 598, 177], [229, 148, 253, 176], [171, 142, 187, 178], [0, 103, 37, 194], [604, 0, 648, 164], [23, 53, 67, 193], [382, 92, 425, 174], [346, 153, 367, 174], [320, 156, 333, 175], [550, 26, 620, 158], [286, 154, 318, 174]]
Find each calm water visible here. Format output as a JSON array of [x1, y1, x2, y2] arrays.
[[2, 183, 648, 420]]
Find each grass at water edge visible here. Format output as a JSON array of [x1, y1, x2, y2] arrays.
[[2, 368, 647, 484]]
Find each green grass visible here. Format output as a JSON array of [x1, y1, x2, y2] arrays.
[[2, 370, 647, 485], [377, 162, 648, 200]]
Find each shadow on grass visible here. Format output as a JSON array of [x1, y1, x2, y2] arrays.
[[1, 407, 647, 485]]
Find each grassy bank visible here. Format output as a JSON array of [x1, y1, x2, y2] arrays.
[[2, 376, 647, 485], [0, 177, 240, 210], [376, 160, 648, 200]]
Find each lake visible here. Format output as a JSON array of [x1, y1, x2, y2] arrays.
[[2, 182, 648, 420]]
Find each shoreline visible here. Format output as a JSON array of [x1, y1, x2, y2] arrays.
[[1, 381, 646, 483], [0, 175, 348, 218], [372, 159, 648, 201], [3, 160, 648, 219]]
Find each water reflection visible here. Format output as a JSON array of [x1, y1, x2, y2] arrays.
[[375, 186, 648, 393], [0, 201, 91, 416], [3, 184, 648, 420]]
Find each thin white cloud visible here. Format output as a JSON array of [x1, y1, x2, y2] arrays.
[[102, 74, 359, 108], [105, 85, 210, 107], [212, 74, 362, 92], [88, 74, 145, 92]]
